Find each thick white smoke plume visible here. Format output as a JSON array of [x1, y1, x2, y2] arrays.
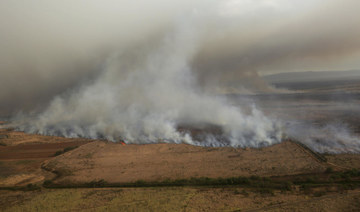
[[3, 0, 360, 151], [14, 8, 282, 147]]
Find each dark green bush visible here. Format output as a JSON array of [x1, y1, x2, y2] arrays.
[[241, 189, 249, 197], [325, 167, 333, 174], [63, 146, 78, 153], [53, 146, 78, 156], [25, 183, 41, 191], [87, 179, 107, 187], [43, 180, 53, 187], [54, 150, 63, 156], [256, 187, 274, 196]]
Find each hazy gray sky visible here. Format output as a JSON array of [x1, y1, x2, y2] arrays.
[[1, 0, 360, 114]]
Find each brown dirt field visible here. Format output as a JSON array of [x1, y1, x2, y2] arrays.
[[0, 128, 91, 146], [0, 131, 92, 186], [0, 156, 51, 186], [44, 140, 327, 184], [0, 141, 91, 160]]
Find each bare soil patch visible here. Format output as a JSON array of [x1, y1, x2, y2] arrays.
[[0, 141, 90, 160], [0, 132, 92, 187]]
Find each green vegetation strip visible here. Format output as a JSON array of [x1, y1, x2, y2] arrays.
[[43, 176, 293, 191], [42, 169, 360, 191], [2, 169, 359, 195]]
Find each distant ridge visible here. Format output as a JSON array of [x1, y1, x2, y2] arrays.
[[263, 70, 360, 83]]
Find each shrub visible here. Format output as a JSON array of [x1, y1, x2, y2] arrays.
[[305, 177, 316, 184], [43, 180, 53, 187], [54, 150, 63, 156], [250, 175, 261, 181], [53, 146, 78, 156], [256, 187, 274, 196], [280, 181, 293, 191], [87, 179, 107, 187], [325, 167, 333, 174], [25, 183, 41, 191], [314, 191, 326, 197], [240, 189, 249, 197], [63, 146, 78, 153], [233, 189, 241, 195], [134, 180, 146, 186], [300, 184, 312, 194]]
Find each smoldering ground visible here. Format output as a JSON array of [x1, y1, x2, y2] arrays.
[[1, 0, 360, 152]]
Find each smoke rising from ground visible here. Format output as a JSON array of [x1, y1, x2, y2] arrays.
[[13, 8, 282, 147], [2, 1, 360, 151], [285, 122, 360, 154]]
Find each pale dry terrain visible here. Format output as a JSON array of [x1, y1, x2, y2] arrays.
[[43, 141, 327, 184], [1, 187, 360, 212]]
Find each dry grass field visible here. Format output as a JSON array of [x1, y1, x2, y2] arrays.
[[42, 141, 327, 184], [1, 187, 360, 212], [1, 127, 360, 211]]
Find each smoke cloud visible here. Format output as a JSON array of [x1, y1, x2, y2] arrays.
[[1, 1, 360, 150], [285, 122, 360, 154], [12, 4, 282, 147], [2, 0, 360, 113]]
